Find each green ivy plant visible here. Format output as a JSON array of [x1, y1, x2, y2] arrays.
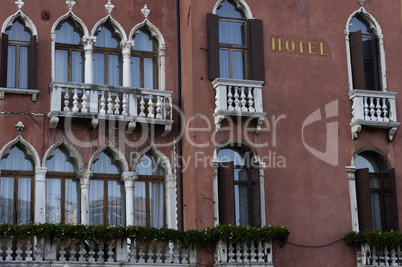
[[345, 230, 402, 249], [0, 223, 290, 249]]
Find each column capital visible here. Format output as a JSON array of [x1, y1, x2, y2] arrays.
[[122, 171, 137, 182], [83, 36, 96, 50], [121, 40, 134, 55], [35, 167, 47, 175], [77, 170, 93, 185]]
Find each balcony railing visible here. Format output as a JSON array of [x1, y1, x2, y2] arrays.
[[0, 237, 196, 266], [349, 89, 400, 141], [212, 78, 266, 133], [214, 240, 273, 266], [49, 82, 173, 136], [356, 243, 402, 266]]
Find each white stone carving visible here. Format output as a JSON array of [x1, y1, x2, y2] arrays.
[[15, 121, 25, 134], [141, 4, 151, 18], [358, 0, 366, 6], [2, 10, 37, 39], [66, 0, 76, 10], [212, 0, 253, 19], [15, 0, 24, 9], [105, 0, 115, 14]]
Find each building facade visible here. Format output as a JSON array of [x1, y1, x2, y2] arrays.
[[0, 0, 401, 266]]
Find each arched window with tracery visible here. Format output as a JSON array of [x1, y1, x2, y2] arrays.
[[45, 147, 80, 224], [0, 145, 34, 224], [90, 151, 125, 226]]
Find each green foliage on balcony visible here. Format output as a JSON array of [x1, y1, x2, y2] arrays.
[[345, 230, 402, 249]]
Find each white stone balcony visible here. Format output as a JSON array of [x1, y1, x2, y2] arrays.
[[349, 89, 400, 141], [212, 78, 266, 133], [0, 237, 196, 266], [49, 82, 173, 136], [356, 243, 402, 266], [214, 240, 273, 266]]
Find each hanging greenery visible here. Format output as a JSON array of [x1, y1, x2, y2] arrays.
[[345, 230, 402, 249]]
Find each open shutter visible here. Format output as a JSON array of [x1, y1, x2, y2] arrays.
[[207, 13, 220, 81], [218, 162, 235, 225], [251, 167, 261, 227], [0, 33, 8, 87], [384, 168, 399, 231], [355, 168, 373, 231], [248, 19, 265, 82], [350, 31, 365, 90], [28, 35, 37, 89], [371, 34, 380, 91]]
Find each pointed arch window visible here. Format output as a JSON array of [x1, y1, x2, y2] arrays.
[[0, 145, 34, 224], [1, 18, 37, 89], [55, 18, 84, 83], [135, 154, 165, 228], [355, 152, 398, 231], [217, 147, 260, 226], [131, 28, 158, 89], [349, 14, 380, 90], [90, 151, 125, 226], [93, 22, 122, 86], [46, 147, 80, 224]]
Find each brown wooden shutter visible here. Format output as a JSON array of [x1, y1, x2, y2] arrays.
[[350, 31, 365, 90], [248, 19, 265, 82], [250, 167, 261, 227], [207, 13, 220, 81], [371, 34, 380, 91], [0, 33, 8, 87], [383, 168, 399, 231], [355, 168, 373, 231], [218, 162, 235, 225], [28, 35, 37, 89]]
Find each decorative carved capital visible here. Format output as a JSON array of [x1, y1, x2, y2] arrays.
[[345, 166, 356, 180], [15, 121, 25, 135], [82, 36, 96, 50], [15, 0, 24, 9], [120, 40, 134, 54], [389, 127, 398, 142], [105, 0, 115, 14], [122, 171, 137, 182], [66, 0, 76, 10], [141, 5, 151, 19], [77, 170, 92, 185]]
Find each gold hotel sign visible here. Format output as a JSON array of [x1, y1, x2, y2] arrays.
[[272, 37, 330, 56]]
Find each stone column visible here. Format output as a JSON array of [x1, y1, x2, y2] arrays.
[[165, 173, 177, 229], [122, 171, 137, 226], [35, 167, 47, 223], [121, 41, 134, 87], [83, 36, 97, 113], [78, 170, 92, 225]]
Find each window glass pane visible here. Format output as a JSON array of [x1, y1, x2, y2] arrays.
[[234, 168, 248, 181], [18, 177, 31, 224], [55, 50, 69, 82], [94, 24, 120, 48], [19, 46, 28, 89], [55, 19, 83, 45], [1, 146, 34, 171], [108, 180, 125, 226], [349, 15, 374, 34], [93, 53, 105, 85], [218, 149, 245, 166], [144, 58, 154, 89], [90, 180, 104, 225], [134, 181, 146, 226], [108, 54, 121, 86], [46, 148, 76, 172], [150, 182, 164, 228], [219, 21, 245, 45], [369, 176, 381, 189], [65, 179, 80, 224], [216, 0, 245, 19], [371, 192, 382, 230], [133, 29, 155, 52], [355, 155, 381, 173], [219, 49, 230, 79], [232, 50, 245, 79], [6, 20, 31, 41], [131, 56, 141, 87], [0, 177, 14, 224], [92, 151, 121, 174], [136, 154, 164, 176], [46, 178, 61, 223], [72, 51, 84, 83], [364, 61, 375, 90], [362, 37, 373, 58], [235, 184, 249, 226], [7, 45, 16, 88]]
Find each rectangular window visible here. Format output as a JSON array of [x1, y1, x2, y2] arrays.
[[0, 177, 14, 224], [93, 53, 105, 85], [90, 180, 104, 225]]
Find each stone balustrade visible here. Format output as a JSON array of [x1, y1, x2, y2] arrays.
[[356, 243, 402, 266]]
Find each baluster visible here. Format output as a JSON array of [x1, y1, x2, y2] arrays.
[[235, 242, 242, 263], [391, 248, 397, 266], [228, 241, 235, 263], [67, 239, 75, 261], [181, 245, 189, 264], [97, 241, 104, 262], [375, 97, 383, 122], [107, 92, 114, 115], [128, 240, 136, 262], [81, 90, 88, 113], [138, 242, 146, 263], [72, 88, 79, 113], [114, 94, 121, 115], [369, 97, 375, 121], [139, 96, 146, 117], [356, 243, 362, 266], [35, 238, 44, 261], [165, 97, 171, 120], [383, 246, 390, 266], [147, 95, 155, 118], [25, 239, 33, 261], [265, 243, 273, 264], [382, 98, 389, 122], [364, 96, 369, 121], [59, 241, 67, 261], [372, 245, 378, 265], [234, 87, 241, 111], [257, 241, 264, 263], [227, 86, 234, 111], [247, 87, 255, 112], [107, 242, 114, 262], [156, 96, 163, 119], [240, 87, 247, 112], [173, 242, 180, 264], [78, 241, 86, 261], [5, 239, 13, 261], [122, 93, 128, 116], [155, 241, 163, 263], [241, 241, 249, 263], [165, 242, 174, 263], [15, 239, 23, 260], [88, 241, 96, 262], [64, 90, 70, 112], [99, 91, 106, 115], [250, 241, 257, 263]]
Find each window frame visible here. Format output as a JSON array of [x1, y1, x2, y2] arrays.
[[130, 49, 158, 89], [55, 43, 84, 83]]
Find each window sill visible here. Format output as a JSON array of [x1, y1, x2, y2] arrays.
[[0, 87, 39, 102]]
